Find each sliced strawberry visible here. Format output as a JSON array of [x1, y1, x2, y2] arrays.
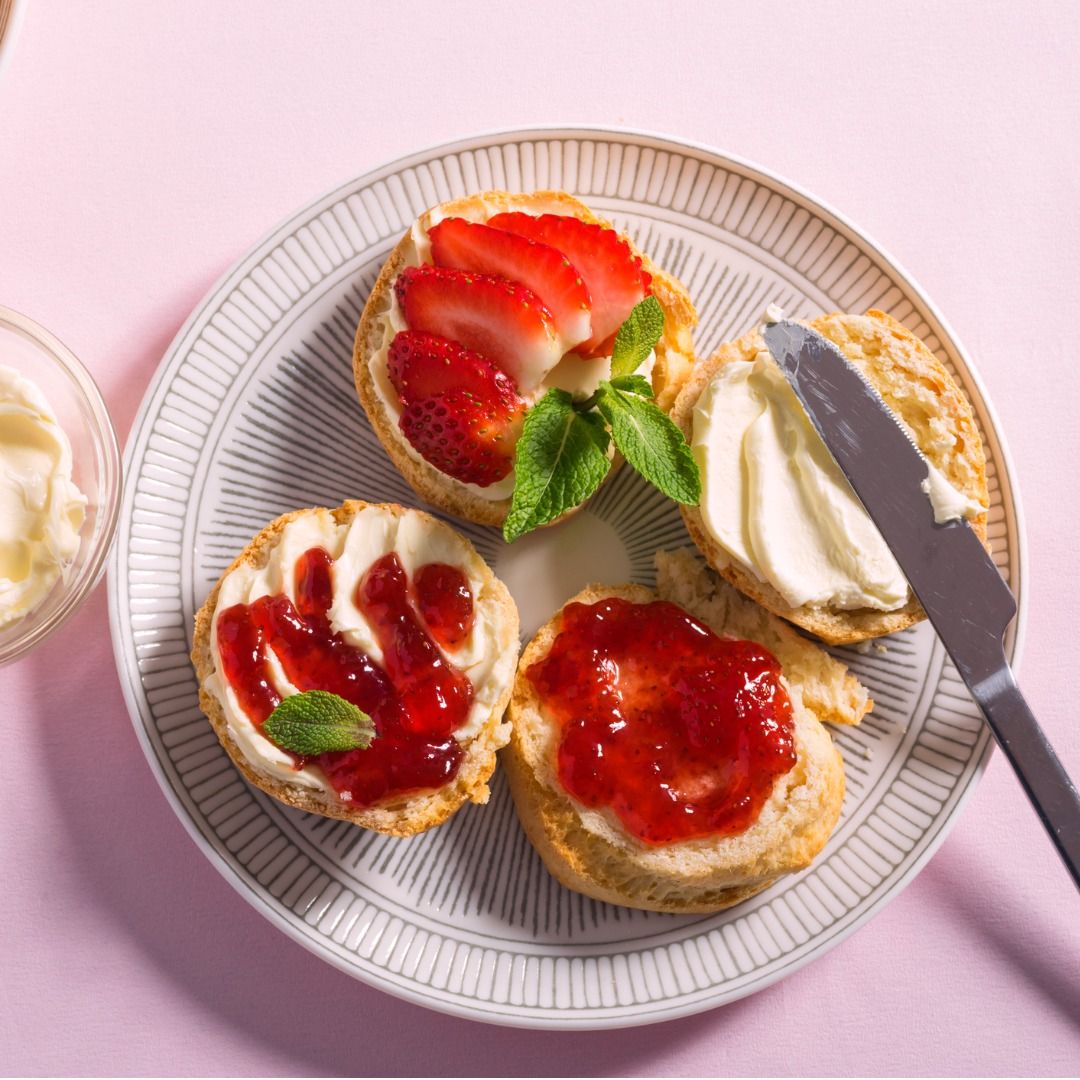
[[399, 387, 523, 488], [428, 217, 593, 350], [486, 213, 652, 356], [387, 330, 521, 407], [394, 265, 562, 391]]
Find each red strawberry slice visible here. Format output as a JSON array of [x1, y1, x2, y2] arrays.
[[394, 265, 562, 391], [387, 330, 521, 407], [399, 387, 523, 488], [486, 213, 652, 357], [428, 217, 593, 350]]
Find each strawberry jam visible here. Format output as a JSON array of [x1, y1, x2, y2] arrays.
[[527, 598, 797, 845], [413, 563, 474, 650], [215, 548, 475, 806]]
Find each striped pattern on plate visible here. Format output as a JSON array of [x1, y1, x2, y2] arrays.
[[108, 128, 1025, 1029]]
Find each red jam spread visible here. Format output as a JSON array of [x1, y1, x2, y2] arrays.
[[413, 562, 475, 649], [527, 598, 797, 845], [215, 548, 476, 806]]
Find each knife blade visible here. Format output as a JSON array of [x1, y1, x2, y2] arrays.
[[762, 318, 1080, 887]]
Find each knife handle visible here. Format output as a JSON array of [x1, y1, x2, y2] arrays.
[[974, 666, 1080, 889]]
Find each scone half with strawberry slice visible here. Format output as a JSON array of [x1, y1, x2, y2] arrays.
[[353, 191, 699, 540]]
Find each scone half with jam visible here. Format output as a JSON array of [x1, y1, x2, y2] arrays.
[[503, 549, 871, 913], [192, 500, 519, 836]]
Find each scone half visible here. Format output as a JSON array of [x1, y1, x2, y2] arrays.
[[192, 500, 519, 836], [353, 190, 698, 527], [672, 309, 990, 645], [503, 551, 866, 914]]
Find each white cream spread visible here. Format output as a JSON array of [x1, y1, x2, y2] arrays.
[[204, 506, 518, 795], [368, 195, 669, 501], [0, 366, 86, 628], [691, 320, 981, 612], [921, 467, 983, 524]]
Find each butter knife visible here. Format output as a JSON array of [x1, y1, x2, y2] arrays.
[[762, 319, 1080, 887]]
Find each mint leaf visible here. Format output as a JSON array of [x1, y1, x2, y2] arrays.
[[503, 388, 611, 542], [608, 373, 654, 398], [597, 383, 701, 505], [263, 690, 375, 756], [609, 295, 665, 379]]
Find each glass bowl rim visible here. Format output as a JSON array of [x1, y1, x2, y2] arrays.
[[0, 304, 123, 665]]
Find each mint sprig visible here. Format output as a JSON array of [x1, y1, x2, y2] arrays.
[[607, 373, 654, 398], [609, 294, 665, 379], [503, 297, 700, 542], [263, 690, 376, 756], [596, 382, 701, 505], [503, 390, 611, 543]]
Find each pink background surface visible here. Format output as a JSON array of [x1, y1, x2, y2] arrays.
[[1, 1, 1078, 1075]]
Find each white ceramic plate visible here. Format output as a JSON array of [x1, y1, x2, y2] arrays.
[[108, 128, 1026, 1029]]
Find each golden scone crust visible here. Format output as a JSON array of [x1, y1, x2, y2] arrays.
[[670, 309, 990, 645], [353, 190, 698, 527], [191, 500, 519, 837], [503, 562, 855, 914]]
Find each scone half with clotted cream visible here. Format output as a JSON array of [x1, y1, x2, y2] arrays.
[[671, 309, 989, 645]]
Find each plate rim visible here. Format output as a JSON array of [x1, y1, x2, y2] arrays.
[[107, 124, 1028, 1030]]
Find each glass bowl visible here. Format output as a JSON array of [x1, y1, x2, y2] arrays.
[[0, 306, 122, 664]]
